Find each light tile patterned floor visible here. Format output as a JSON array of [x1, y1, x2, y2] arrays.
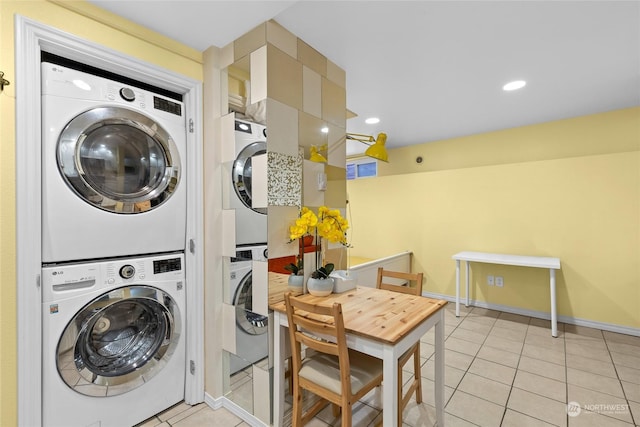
[[138, 305, 640, 427]]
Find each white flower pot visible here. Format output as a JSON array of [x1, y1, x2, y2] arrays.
[[307, 277, 334, 296], [287, 274, 304, 293]]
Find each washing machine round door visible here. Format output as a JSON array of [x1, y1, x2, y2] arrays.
[[56, 285, 181, 396], [233, 271, 268, 335], [232, 141, 267, 215], [57, 106, 181, 214]]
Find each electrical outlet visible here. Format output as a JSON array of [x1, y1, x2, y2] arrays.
[[487, 275, 495, 286], [496, 276, 504, 287]]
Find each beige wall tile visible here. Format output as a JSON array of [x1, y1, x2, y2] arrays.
[[297, 38, 326, 76], [234, 23, 266, 61], [326, 58, 346, 88], [322, 77, 346, 128], [267, 45, 303, 110], [221, 303, 237, 354], [302, 66, 322, 118], [221, 209, 236, 257], [253, 153, 268, 209], [302, 159, 325, 208], [266, 20, 297, 58], [220, 42, 235, 69], [250, 46, 267, 104], [266, 99, 299, 157]]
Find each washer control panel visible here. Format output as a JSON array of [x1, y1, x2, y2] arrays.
[[42, 252, 185, 303]]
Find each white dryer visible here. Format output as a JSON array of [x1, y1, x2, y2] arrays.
[[229, 244, 269, 374], [41, 61, 187, 263], [42, 252, 186, 427], [231, 119, 267, 245]]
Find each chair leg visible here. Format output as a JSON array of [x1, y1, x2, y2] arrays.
[[332, 403, 340, 417], [414, 343, 422, 404], [341, 403, 352, 427], [292, 383, 302, 427]]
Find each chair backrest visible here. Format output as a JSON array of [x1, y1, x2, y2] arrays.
[[284, 293, 352, 394], [376, 267, 424, 296]]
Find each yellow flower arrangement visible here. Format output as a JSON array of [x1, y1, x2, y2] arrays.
[[289, 206, 351, 280], [289, 206, 350, 246], [316, 206, 350, 246], [288, 207, 318, 241]]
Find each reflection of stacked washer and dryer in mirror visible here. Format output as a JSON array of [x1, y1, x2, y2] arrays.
[[40, 57, 188, 427], [229, 244, 269, 374], [228, 118, 269, 373]]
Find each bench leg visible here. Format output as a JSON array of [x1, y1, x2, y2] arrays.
[[465, 261, 470, 307], [455, 260, 460, 317], [550, 268, 558, 337]]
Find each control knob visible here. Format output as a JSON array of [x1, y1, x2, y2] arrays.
[[119, 87, 135, 102], [119, 265, 135, 279]]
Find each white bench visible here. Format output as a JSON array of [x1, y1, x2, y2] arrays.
[[452, 251, 562, 337]]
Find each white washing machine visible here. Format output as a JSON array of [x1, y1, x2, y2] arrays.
[[231, 119, 268, 245], [42, 252, 186, 427], [41, 60, 187, 263], [229, 244, 269, 374]]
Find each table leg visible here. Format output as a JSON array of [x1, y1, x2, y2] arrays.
[[465, 261, 470, 307], [273, 312, 285, 427], [550, 269, 558, 337], [382, 345, 398, 426], [455, 259, 460, 317], [435, 310, 445, 427]]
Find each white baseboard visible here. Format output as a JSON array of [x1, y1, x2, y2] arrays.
[[422, 291, 640, 337], [204, 393, 267, 427]]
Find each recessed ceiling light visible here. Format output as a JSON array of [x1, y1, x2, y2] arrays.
[[365, 117, 380, 124], [503, 80, 526, 91], [320, 127, 329, 133]]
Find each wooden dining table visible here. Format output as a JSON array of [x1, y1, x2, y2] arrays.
[[270, 285, 448, 427]]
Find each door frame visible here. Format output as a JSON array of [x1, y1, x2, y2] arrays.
[[15, 16, 204, 426]]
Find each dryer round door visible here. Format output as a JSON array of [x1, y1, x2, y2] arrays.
[[57, 106, 181, 214], [233, 271, 268, 335], [232, 141, 267, 214], [56, 285, 181, 396]]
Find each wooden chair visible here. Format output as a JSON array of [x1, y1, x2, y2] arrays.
[[284, 293, 383, 427], [376, 267, 425, 425]]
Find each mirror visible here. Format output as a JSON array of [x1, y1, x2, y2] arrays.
[[218, 24, 347, 424], [222, 52, 270, 422]]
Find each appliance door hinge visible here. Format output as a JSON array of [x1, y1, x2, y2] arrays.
[[190, 360, 196, 375], [189, 238, 196, 254], [188, 118, 194, 133]]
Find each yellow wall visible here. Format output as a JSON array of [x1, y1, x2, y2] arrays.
[[0, 1, 202, 424], [348, 108, 639, 329]]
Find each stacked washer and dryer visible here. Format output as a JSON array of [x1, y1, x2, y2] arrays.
[[228, 119, 269, 374], [41, 58, 188, 427]]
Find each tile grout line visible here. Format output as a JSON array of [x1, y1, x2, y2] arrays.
[[602, 330, 637, 426]]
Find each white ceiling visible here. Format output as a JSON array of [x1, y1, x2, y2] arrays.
[[89, 1, 640, 156]]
